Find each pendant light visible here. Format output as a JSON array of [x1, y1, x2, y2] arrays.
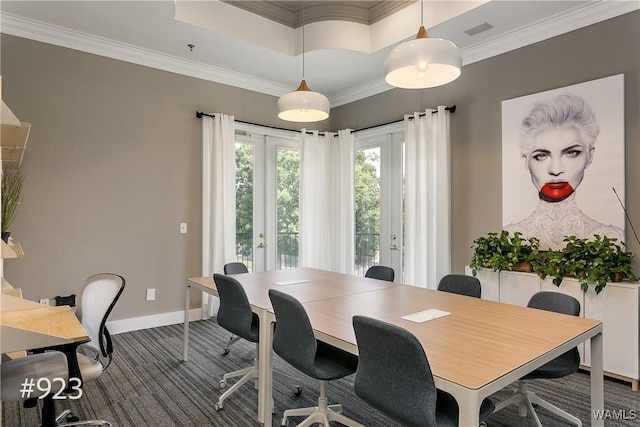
[[384, 0, 461, 89], [277, 4, 329, 122]]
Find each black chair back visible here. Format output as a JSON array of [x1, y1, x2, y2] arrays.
[[525, 291, 581, 378], [364, 266, 395, 282], [268, 289, 319, 377], [224, 262, 249, 274], [437, 274, 481, 298], [352, 315, 442, 427], [213, 274, 259, 342]]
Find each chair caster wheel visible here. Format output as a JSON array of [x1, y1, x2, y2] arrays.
[[294, 385, 302, 396], [222, 348, 230, 356], [67, 415, 80, 422], [214, 402, 223, 411], [219, 380, 226, 389]]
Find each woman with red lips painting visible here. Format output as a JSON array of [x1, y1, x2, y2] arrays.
[[503, 92, 624, 251]]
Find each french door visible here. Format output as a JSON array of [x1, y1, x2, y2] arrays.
[[354, 123, 404, 279], [234, 125, 300, 272]]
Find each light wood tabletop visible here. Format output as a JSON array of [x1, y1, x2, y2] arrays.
[[300, 285, 601, 390], [1, 293, 89, 354], [184, 268, 604, 426], [187, 267, 400, 309]]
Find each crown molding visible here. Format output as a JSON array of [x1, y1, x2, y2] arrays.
[[329, 1, 639, 107], [460, 0, 639, 66], [1, 1, 638, 108], [0, 12, 291, 98]]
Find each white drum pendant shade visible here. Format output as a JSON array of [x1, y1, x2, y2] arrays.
[[277, 79, 329, 122], [385, 26, 461, 89]]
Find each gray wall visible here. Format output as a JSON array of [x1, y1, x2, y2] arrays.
[[333, 10, 640, 278], [1, 11, 638, 323]]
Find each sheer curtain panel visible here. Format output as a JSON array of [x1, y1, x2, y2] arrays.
[[403, 107, 452, 288], [299, 130, 355, 272], [202, 114, 236, 316]]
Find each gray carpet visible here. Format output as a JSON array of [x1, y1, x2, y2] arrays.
[[3, 319, 638, 426]]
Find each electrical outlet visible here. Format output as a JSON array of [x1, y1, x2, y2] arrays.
[[146, 288, 156, 301], [39, 298, 50, 306], [180, 222, 187, 234]]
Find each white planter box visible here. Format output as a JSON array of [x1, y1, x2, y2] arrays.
[[499, 270, 539, 307], [465, 267, 499, 301], [465, 267, 640, 390], [583, 282, 640, 386]]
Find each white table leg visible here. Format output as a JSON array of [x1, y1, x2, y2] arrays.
[[257, 311, 273, 425], [449, 386, 480, 427], [590, 330, 604, 427], [182, 283, 191, 361]]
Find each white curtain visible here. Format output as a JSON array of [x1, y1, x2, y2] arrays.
[[403, 107, 452, 288], [299, 130, 355, 272], [202, 114, 236, 316]]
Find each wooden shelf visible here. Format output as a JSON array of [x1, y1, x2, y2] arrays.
[[1, 238, 24, 259], [1, 121, 30, 169]]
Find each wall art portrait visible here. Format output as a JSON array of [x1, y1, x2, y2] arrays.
[[502, 74, 625, 251]]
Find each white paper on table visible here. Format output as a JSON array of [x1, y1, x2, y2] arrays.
[[272, 279, 311, 286], [401, 309, 450, 322]]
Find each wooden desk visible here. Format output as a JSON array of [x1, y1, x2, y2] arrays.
[[300, 285, 604, 426], [183, 268, 399, 423], [1, 293, 89, 354], [1, 293, 90, 385]]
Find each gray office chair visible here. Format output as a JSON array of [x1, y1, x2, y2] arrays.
[[352, 315, 495, 427], [220, 262, 249, 355], [437, 274, 482, 298], [491, 291, 582, 427], [223, 262, 249, 275], [364, 265, 395, 282], [1, 352, 71, 426], [8, 273, 125, 426], [268, 289, 364, 427], [212, 274, 300, 412]]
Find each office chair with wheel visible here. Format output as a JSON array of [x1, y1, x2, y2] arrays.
[[268, 289, 364, 427], [212, 274, 300, 412], [364, 265, 395, 282], [220, 262, 249, 356], [352, 315, 495, 427], [6, 273, 125, 426], [491, 291, 583, 427], [1, 352, 72, 427], [437, 274, 482, 298]]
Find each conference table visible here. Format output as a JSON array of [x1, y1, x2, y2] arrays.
[[183, 268, 604, 426]]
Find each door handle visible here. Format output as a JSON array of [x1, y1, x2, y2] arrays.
[[255, 242, 266, 248], [390, 244, 399, 250]]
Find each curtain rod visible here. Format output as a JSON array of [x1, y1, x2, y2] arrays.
[[196, 104, 455, 135], [196, 111, 313, 134], [349, 105, 456, 134]]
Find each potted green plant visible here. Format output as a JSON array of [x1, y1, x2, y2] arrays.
[[533, 249, 566, 287], [470, 231, 540, 275], [1, 166, 25, 243], [558, 235, 638, 294]]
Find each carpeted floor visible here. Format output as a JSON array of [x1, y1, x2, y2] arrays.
[[3, 320, 639, 426]]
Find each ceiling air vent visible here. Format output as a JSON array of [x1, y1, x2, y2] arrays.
[[464, 22, 494, 37]]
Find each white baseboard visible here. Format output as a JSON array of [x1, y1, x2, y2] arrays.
[[106, 308, 204, 335]]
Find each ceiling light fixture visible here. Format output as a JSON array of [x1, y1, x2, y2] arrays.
[[384, 0, 462, 89], [277, 5, 329, 122]]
